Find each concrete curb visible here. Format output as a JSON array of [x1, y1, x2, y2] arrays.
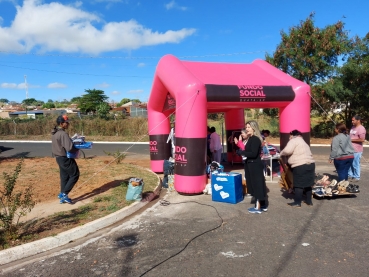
[[0, 172, 161, 266]]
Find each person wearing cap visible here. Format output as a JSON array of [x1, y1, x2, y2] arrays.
[[348, 115, 366, 182], [51, 115, 80, 204]]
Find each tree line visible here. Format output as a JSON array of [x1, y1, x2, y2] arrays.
[[0, 90, 141, 119], [265, 12, 369, 128]]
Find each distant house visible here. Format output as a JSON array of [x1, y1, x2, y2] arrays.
[[112, 101, 147, 118], [8, 109, 67, 119]]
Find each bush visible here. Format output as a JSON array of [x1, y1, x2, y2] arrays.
[[0, 159, 36, 240]]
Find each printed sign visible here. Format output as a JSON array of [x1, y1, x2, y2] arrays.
[[174, 137, 207, 176], [206, 84, 295, 102], [149, 134, 172, 160]]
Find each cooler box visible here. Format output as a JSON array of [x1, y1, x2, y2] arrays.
[[211, 172, 244, 204]]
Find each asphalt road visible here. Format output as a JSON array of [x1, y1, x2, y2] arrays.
[[1, 142, 369, 276], [0, 141, 332, 159], [0, 141, 150, 158]]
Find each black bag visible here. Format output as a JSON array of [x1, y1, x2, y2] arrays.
[[163, 160, 175, 188]]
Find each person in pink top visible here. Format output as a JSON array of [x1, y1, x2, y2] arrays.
[[348, 115, 366, 181]]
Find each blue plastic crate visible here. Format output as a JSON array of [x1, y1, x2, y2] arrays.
[[211, 172, 244, 204]]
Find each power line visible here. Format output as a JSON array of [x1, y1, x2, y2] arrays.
[[0, 50, 272, 60]]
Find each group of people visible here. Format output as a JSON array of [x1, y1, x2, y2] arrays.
[[329, 115, 366, 182], [280, 114, 365, 208], [50, 113, 365, 210], [229, 114, 366, 212]]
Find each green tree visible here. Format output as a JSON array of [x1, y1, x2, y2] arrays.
[[266, 13, 351, 85], [117, 98, 131, 107], [131, 99, 141, 104], [78, 89, 109, 114], [339, 34, 369, 120], [0, 98, 9, 103], [97, 102, 111, 118], [21, 98, 37, 106], [42, 102, 56, 109], [313, 33, 369, 125], [70, 97, 81, 103]]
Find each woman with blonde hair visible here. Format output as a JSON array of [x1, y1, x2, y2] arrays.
[[236, 120, 268, 214]]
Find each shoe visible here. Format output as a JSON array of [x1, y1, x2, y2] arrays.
[[260, 205, 268, 212], [328, 179, 337, 187], [60, 193, 73, 204], [351, 178, 360, 182], [244, 193, 252, 198], [303, 201, 313, 207], [314, 188, 326, 197], [248, 207, 262, 214], [57, 192, 63, 199], [287, 202, 301, 208]]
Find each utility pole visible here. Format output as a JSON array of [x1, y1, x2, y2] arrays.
[[24, 75, 29, 99]]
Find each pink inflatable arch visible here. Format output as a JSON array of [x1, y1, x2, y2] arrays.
[[148, 54, 310, 194]]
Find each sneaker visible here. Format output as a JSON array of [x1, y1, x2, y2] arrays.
[[57, 192, 63, 199], [314, 188, 325, 197], [248, 207, 262, 214], [260, 205, 268, 212], [351, 178, 360, 182], [60, 193, 73, 204]]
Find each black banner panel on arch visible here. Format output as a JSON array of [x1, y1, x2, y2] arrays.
[[205, 84, 295, 102], [149, 134, 172, 160], [174, 137, 207, 176]]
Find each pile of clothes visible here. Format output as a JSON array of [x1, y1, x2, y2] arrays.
[[313, 174, 360, 197]]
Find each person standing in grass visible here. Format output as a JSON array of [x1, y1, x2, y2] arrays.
[[348, 115, 366, 182], [51, 115, 80, 204]]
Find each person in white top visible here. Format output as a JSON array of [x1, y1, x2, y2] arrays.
[[209, 126, 222, 163]]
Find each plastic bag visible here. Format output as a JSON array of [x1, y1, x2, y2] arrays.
[[66, 150, 80, 159], [126, 178, 144, 201], [168, 174, 175, 191]]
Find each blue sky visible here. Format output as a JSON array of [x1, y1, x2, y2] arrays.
[[0, 0, 368, 104]]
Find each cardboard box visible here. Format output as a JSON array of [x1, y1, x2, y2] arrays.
[[211, 172, 244, 204]]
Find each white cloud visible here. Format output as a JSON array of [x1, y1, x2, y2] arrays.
[[127, 89, 143, 94], [97, 82, 110, 88], [137, 62, 145, 67], [1, 83, 17, 89], [165, 1, 187, 11], [0, 0, 195, 54], [1, 82, 40, 89], [111, 90, 120, 95], [48, 82, 67, 89]]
